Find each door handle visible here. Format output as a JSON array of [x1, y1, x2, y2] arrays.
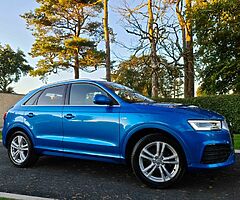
[[27, 113, 34, 118], [64, 114, 75, 119]]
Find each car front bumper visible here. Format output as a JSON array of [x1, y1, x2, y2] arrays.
[[181, 129, 235, 170], [188, 151, 235, 170]]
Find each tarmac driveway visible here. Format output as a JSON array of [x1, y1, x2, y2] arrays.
[[0, 144, 239, 200]]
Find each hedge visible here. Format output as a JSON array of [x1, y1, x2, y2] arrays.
[[155, 95, 240, 134]]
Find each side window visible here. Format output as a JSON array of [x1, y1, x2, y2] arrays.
[[69, 84, 108, 105], [37, 85, 65, 105], [24, 90, 42, 105]]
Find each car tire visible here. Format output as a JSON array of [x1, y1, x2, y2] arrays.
[[8, 131, 38, 168], [131, 133, 186, 188]]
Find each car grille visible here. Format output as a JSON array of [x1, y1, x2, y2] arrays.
[[201, 144, 231, 164]]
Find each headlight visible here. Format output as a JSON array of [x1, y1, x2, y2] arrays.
[[222, 120, 229, 131], [188, 120, 222, 131]]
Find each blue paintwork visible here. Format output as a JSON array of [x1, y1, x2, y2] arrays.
[[2, 80, 235, 168], [62, 105, 120, 158], [24, 105, 64, 152], [93, 94, 113, 105]]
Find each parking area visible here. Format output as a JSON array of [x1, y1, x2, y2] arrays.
[[0, 144, 239, 200]]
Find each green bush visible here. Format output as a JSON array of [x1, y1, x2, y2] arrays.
[[155, 95, 240, 134]]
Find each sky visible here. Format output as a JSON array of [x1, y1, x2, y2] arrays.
[[0, 0, 133, 94]]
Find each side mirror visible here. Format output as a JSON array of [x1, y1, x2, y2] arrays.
[[93, 94, 113, 105]]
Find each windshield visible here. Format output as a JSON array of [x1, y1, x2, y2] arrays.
[[104, 82, 155, 103]]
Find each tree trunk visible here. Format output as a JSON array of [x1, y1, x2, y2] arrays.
[[181, 26, 190, 98], [103, 0, 111, 82], [151, 42, 158, 98], [2, 80, 8, 93], [74, 51, 80, 79], [176, 0, 194, 98], [151, 66, 158, 98], [74, 67, 79, 79], [185, 0, 194, 98], [185, 42, 194, 98], [148, 0, 158, 98], [182, 29, 190, 98]]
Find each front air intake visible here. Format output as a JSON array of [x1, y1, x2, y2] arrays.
[[201, 144, 231, 164]]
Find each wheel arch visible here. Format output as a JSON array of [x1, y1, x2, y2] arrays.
[[5, 123, 35, 148], [122, 124, 190, 166]]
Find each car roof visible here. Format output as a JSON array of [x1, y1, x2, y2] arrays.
[[38, 79, 108, 90], [17, 79, 125, 107]]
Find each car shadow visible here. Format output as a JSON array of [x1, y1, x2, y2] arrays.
[[34, 154, 239, 191]]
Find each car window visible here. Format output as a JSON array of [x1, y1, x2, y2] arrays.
[[37, 85, 65, 105], [24, 90, 42, 105], [104, 82, 155, 103], [69, 84, 108, 105]]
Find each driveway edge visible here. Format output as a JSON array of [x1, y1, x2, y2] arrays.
[[0, 192, 55, 200]]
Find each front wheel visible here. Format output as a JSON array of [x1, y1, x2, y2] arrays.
[[8, 131, 38, 168], [131, 134, 186, 188]]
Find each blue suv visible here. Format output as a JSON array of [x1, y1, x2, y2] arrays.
[[2, 80, 235, 188]]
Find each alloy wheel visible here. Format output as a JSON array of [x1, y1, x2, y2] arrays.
[[10, 135, 29, 164], [139, 141, 180, 183]]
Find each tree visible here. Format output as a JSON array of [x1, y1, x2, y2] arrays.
[[103, 0, 111, 81], [118, 0, 184, 98], [22, 0, 105, 79], [196, 85, 207, 97], [176, 0, 194, 98], [148, 0, 158, 98], [113, 55, 152, 96], [192, 0, 240, 94], [113, 55, 183, 98], [0, 44, 32, 93]]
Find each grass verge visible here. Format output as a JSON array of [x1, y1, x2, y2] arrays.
[[234, 134, 240, 150]]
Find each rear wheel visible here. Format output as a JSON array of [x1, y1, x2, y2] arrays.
[[8, 131, 38, 168], [131, 134, 185, 188]]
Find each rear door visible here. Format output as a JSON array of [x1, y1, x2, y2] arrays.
[[23, 85, 67, 152]]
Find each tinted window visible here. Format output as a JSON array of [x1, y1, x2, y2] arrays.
[[69, 84, 108, 105], [24, 90, 42, 105], [37, 85, 65, 105], [104, 82, 155, 103]]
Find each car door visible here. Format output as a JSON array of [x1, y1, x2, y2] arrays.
[[62, 83, 120, 158], [23, 85, 66, 152]]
